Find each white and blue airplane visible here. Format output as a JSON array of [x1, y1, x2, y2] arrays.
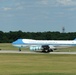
[[12, 38, 76, 53]]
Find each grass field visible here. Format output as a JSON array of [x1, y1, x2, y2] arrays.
[[0, 43, 76, 75], [0, 54, 76, 75], [0, 43, 27, 51]]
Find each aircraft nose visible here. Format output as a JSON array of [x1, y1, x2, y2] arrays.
[[12, 39, 24, 44]]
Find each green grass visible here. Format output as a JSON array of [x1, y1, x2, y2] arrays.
[[0, 43, 76, 75], [0, 54, 76, 75], [12, 73, 76, 75], [55, 46, 76, 52], [0, 43, 17, 50], [0, 43, 28, 51]]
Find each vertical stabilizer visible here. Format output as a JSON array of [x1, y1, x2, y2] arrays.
[[74, 38, 76, 41]]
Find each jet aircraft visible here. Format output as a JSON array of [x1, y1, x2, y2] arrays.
[[12, 38, 76, 53]]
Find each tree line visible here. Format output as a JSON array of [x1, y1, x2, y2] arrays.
[[0, 30, 76, 43]]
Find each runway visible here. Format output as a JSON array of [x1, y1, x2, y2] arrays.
[[0, 50, 76, 54]]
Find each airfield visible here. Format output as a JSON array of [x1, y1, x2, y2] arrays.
[[1, 50, 76, 54], [0, 51, 76, 75], [0, 43, 76, 75], [1, 43, 76, 54]]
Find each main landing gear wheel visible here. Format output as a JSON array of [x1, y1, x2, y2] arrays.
[[19, 48, 21, 51]]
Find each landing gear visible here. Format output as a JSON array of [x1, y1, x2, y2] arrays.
[[50, 49, 53, 52], [19, 48, 21, 51], [42, 49, 53, 53], [42, 45, 53, 53]]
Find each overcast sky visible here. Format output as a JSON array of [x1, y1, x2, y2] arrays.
[[0, 0, 76, 32]]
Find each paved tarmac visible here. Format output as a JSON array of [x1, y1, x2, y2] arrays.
[[49, 52, 76, 54], [0, 50, 76, 54]]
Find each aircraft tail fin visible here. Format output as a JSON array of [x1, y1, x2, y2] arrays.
[[73, 38, 76, 41]]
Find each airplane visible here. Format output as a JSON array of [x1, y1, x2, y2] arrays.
[[12, 38, 76, 53]]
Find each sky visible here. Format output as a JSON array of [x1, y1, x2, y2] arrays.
[[0, 0, 76, 32]]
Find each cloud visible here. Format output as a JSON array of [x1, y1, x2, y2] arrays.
[[2, 3, 24, 11], [3, 7, 12, 11], [15, 2, 25, 10], [36, 0, 49, 6], [36, 0, 76, 7], [67, 7, 76, 11], [41, 0, 49, 5], [57, 0, 76, 6]]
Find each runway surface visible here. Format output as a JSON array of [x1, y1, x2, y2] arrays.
[[0, 50, 76, 54]]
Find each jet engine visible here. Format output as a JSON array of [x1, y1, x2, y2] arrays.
[[30, 45, 56, 53], [49, 45, 56, 50], [30, 46, 42, 51]]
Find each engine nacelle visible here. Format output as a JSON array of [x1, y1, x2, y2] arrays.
[[49, 45, 56, 50], [30, 46, 42, 51]]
